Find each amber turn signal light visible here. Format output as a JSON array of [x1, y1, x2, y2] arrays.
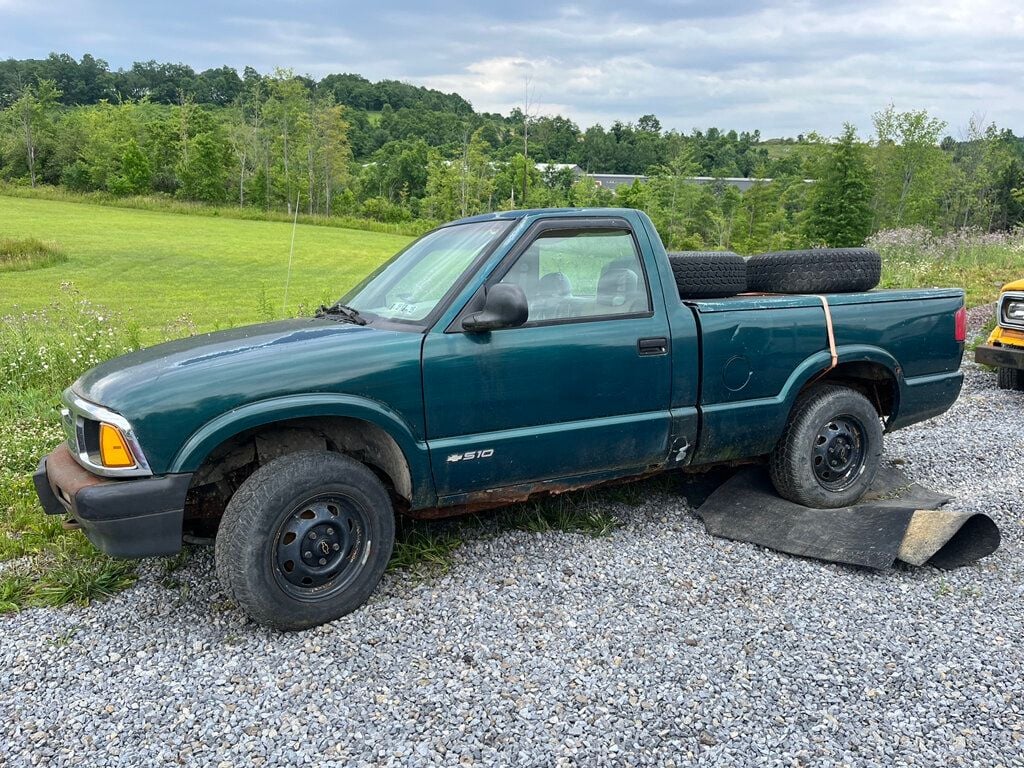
[[99, 423, 136, 468]]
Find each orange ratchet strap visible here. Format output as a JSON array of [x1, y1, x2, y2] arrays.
[[816, 294, 838, 371]]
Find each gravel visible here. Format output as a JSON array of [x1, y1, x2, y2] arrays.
[[3, 356, 1023, 767]]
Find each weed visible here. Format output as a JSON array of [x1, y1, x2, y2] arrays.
[[0, 282, 140, 394], [0, 237, 68, 272], [389, 523, 466, 574], [968, 316, 998, 352], [872, 226, 1024, 307], [48, 626, 80, 648], [500, 496, 620, 537], [255, 284, 276, 322], [0, 571, 32, 613], [159, 548, 192, 589], [29, 546, 136, 607], [161, 547, 192, 575]]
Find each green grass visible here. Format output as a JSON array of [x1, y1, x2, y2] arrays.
[[0, 237, 68, 272], [0, 195, 411, 612], [0, 183, 433, 238], [0, 194, 412, 336]]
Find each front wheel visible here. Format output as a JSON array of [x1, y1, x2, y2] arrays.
[[769, 384, 883, 508], [215, 451, 395, 630]]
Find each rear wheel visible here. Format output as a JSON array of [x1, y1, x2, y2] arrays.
[[997, 366, 1024, 391], [215, 450, 395, 630], [770, 384, 883, 508]]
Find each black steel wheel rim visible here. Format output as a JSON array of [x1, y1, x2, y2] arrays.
[[271, 493, 370, 600], [811, 414, 867, 491]]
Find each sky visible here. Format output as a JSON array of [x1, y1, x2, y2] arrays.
[[2, 0, 1022, 138]]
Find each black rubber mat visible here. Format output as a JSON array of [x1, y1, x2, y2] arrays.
[[694, 467, 999, 569]]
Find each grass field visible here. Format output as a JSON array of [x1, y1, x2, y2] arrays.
[[0, 195, 411, 611], [0, 195, 411, 335], [1, 194, 1021, 614]]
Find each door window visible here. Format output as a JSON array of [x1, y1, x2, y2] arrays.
[[497, 229, 650, 324]]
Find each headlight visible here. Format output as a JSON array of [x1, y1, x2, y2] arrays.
[[999, 292, 1024, 330]]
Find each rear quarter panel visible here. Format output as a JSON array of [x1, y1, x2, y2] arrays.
[[691, 288, 964, 464]]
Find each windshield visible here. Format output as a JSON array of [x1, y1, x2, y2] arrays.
[[342, 220, 512, 324]]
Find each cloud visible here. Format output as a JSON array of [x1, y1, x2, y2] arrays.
[[3, 0, 1022, 137], [400, 0, 1024, 136]]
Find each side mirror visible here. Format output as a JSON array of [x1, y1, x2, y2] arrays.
[[462, 283, 529, 332]]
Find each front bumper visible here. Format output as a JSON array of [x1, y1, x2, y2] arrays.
[[33, 444, 192, 558], [975, 343, 1024, 371]]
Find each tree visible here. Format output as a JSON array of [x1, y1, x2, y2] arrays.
[[109, 138, 152, 195], [264, 69, 311, 211], [177, 131, 229, 202], [312, 101, 351, 215], [872, 105, 951, 227], [805, 124, 873, 247], [360, 138, 430, 206], [421, 149, 461, 220], [8, 79, 61, 186]]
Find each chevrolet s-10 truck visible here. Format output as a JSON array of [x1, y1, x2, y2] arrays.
[[34, 208, 967, 629], [975, 279, 1024, 390]]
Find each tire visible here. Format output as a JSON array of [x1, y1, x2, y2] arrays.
[[668, 251, 747, 299], [747, 248, 881, 294], [769, 384, 883, 508], [215, 450, 395, 631], [997, 366, 1024, 391]]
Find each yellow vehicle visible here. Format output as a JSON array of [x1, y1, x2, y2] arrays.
[[975, 279, 1024, 390]]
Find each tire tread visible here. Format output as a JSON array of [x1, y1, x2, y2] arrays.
[[668, 251, 747, 299], [997, 366, 1024, 391], [214, 450, 394, 630], [747, 248, 881, 294], [769, 384, 883, 508]]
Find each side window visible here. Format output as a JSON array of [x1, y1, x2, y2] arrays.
[[498, 229, 650, 323]]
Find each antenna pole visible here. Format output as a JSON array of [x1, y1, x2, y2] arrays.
[[282, 192, 300, 315]]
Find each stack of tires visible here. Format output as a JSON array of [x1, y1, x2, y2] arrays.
[[670, 247, 882, 299]]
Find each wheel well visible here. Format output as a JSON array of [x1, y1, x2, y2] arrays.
[[183, 417, 412, 525], [805, 361, 898, 419]]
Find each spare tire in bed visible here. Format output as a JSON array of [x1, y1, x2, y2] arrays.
[[747, 248, 881, 294], [669, 251, 747, 299]]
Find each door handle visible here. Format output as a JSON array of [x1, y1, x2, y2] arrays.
[[637, 337, 668, 356]]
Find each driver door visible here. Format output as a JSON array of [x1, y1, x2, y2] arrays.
[[421, 219, 673, 499]]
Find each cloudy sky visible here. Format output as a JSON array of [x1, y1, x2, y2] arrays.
[[2, 0, 1022, 138]]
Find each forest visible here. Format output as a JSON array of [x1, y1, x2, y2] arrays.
[[2, 53, 1023, 253]]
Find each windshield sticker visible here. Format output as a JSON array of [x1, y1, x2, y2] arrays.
[[387, 301, 418, 315]]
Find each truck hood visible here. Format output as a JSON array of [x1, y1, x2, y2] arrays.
[[74, 318, 366, 403], [70, 318, 426, 472]]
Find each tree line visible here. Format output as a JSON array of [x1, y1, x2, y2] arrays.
[[1, 54, 1022, 252]]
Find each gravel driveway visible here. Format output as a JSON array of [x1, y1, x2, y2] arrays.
[[3, 357, 1022, 767]]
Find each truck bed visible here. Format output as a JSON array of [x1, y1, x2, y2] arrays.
[[681, 288, 965, 465]]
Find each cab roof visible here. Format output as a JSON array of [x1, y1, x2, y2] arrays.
[[448, 207, 638, 226]]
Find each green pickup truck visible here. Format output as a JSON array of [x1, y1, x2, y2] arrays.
[[35, 208, 966, 629]]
